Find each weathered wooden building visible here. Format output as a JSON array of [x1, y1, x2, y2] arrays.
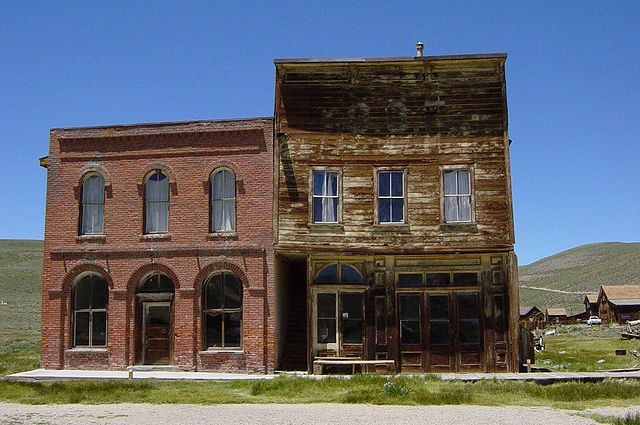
[[519, 306, 545, 331], [584, 293, 599, 317], [598, 285, 640, 324], [274, 49, 519, 373], [545, 307, 568, 324]]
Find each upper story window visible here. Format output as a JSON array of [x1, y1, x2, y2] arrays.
[[72, 273, 108, 347], [211, 169, 236, 232], [377, 170, 405, 223], [443, 168, 472, 223], [145, 171, 169, 234], [312, 170, 339, 223], [80, 174, 105, 235]]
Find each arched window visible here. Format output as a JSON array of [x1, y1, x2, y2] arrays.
[[145, 171, 169, 233], [203, 272, 242, 348], [314, 263, 364, 284], [72, 274, 108, 347], [80, 174, 105, 235], [211, 169, 236, 232], [140, 272, 174, 293]]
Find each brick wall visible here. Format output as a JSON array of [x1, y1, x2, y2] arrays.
[[41, 118, 276, 372]]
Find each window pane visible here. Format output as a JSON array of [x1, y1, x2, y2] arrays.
[[444, 197, 458, 222], [378, 172, 390, 196], [378, 198, 391, 223], [400, 320, 420, 344], [459, 320, 480, 345], [426, 273, 450, 286], [224, 312, 242, 347], [315, 264, 338, 284], [458, 294, 480, 320], [343, 319, 363, 344], [313, 171, 325, 196], [317, 318, 336, 343], [326, 172, 338, 196], [430, 321, 450, 345], [205, 275, 223, 309], [146, 172, 169, 202], [391, 198, 404, 222], [320, 197, 337, 222], [146, 202, 168, 233], [340, 265, 364, 284], [205, 312, 222, 348], [453, 273, 478, 286], [92, 311, 107, 346], [443, 170, 457, 195], [91, 277, 108, 309], [341, 293, 363, 319], [222, 171, 235, 198], [157, 274, 174, 292], [391, 172, 403, 197], [399, 295, 420, 320], [212, 171, 224, 200], [82, 175, 105, 203], [74, 277, 92, 310], [457, 170, 470, 195], [212, 200, 224, 231], [458, 196, 471, 221], [222, 199, 235, 230], [312, 197, 323, 223], [397, 274, 423, 288], [317, 293, 336, 317], [223, 274, 242, 309], [429, 295, 449, 320], [82, 204, 103, 234], [74, 312, 90, 346]]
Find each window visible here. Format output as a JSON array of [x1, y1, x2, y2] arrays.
[[312, 170, 339, 223], [399, 294, 421, 344], [377, 171, 404, 223], [203, 272, 242, 349], [72, 274, 108, 347], [80, 174, 105, 235], [145, 171, 169, 233], [140, 272, 174, 293], [443, 168, 472, 222], [397, 272, 479, 288], [314, 263, 364, 285], [457, 293, 481, 345], [211, 169, 236, 232]]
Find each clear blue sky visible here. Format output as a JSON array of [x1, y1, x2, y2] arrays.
[[1, 1, 638, 265]]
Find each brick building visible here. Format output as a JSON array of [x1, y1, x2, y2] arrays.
[[40, 118, 275, 372]]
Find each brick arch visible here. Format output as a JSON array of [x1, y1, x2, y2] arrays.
[[78, 163, 113, 187], [141, 161, 177, 184], [193, 259, 249, 293], [127, 262, 181, 292], [209, 160, 242, 180], [62, 263, 114, 292]]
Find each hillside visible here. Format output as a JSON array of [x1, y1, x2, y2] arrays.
[[0, 239, 42, 331], [519, 242, 640, 314]]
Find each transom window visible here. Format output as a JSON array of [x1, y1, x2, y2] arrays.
[[145, 171, 169, 233], [203, 272, 242, 349], [443, 168, 472, 223], [80, 174, 105, 235], [314, 263, 364, 285], [72, 274, 108, 347], [211, 169, 236, 232], [140, 272, 174, 293], [397, 272, 479, 288], [377, 171, 404, 223], [312, 170, 339, 223]]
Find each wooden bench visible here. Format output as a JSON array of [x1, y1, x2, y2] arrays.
[[313, 357, 395, 375]]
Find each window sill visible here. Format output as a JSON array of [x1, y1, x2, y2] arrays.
[[207, 232, 238, 240], [373, 223, 410, 233], [199, 349, 244, 355], [309, 223, 344, 234], [140, 233, 172, 241], [76, 235, 106, 243], [439, 223, 478, 233], [66, 347, 108, 353]]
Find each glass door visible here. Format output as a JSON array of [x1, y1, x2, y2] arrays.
[[314, 291, 364, 357]]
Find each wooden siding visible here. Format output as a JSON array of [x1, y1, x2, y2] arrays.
[[275, 58, 512, 252]]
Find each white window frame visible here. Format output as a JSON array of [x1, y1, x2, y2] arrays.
[[442, 166, 474, 223], [376, 169, 406, 224], [310, 168, 341, 224]]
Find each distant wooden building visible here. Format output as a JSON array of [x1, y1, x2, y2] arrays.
[[545, 307, 567, 324], [584, 293, 599, 317], [519, 306, 545, 330], [598, 285, 640, 324]]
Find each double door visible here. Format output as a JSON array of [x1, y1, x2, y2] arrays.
[[313, 290, 364, 357], [398, 291, 482, 372]]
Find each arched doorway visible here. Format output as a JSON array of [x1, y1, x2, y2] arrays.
[[137, 272, 175, 365]]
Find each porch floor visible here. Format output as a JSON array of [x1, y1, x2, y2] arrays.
[[7, 368, 640, 383]]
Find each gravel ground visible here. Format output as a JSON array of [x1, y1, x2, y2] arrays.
[[0, 403, 632, 425]]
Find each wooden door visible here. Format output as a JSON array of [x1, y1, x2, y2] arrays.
[[144, 302, 171, 365]]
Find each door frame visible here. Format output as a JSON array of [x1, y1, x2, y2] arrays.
[[142, 301, 172, 365]]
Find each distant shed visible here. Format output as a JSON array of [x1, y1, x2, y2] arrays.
[[545, 307, 567, 324], [584, 293, 599, 317], [598, 285, 640, 324]]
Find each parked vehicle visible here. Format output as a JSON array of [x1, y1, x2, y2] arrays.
[[587, 316, 602, 325]]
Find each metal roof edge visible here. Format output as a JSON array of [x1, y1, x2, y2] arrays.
[[274, 53, 507, 64]]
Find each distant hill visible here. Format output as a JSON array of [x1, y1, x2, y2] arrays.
[[0, 239, 43, 331], [519, 242, 640, 314]]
